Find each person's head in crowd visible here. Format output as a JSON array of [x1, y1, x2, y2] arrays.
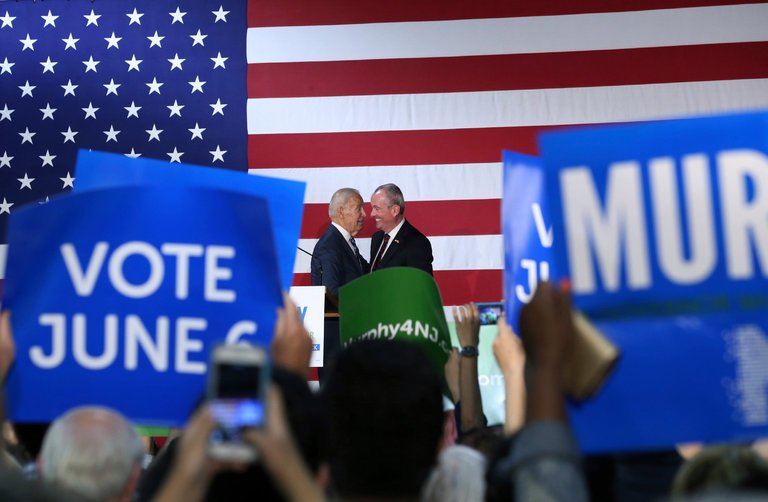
[[323, 339, 444, 500], [370, 183, 405, 233], [671, 444, 768, 498], [330, 188, 366, 237], [136, 366, 326, 502], [422, 444, 487, 502], [39, 406, 144, 502]]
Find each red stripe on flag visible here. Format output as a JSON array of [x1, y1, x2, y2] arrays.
[[248, 42, 768, 98], [248, 125, 572, 168], [301, 200, 501, 239], [293, 269, 503, 305], [248, 0, 762, 27]]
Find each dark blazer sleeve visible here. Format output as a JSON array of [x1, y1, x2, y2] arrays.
[[311, 242, 343, 296]]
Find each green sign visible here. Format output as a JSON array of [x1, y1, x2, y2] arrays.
[[339, 268, 451, 374]]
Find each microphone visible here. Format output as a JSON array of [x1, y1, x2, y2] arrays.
[[298, 246, 321, 283]]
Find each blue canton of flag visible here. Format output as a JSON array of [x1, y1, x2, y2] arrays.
[[0, 0, 247, 243]]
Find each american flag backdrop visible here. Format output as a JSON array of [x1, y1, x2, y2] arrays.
[[2, 1, 768, 307]]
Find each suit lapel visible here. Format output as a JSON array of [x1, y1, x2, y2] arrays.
[[379, 221, 409, 267], [332, 225, 362, 273]]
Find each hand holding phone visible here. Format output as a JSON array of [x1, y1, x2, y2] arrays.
[[207, 344, 269, 462], [476, 302, 504, 326]]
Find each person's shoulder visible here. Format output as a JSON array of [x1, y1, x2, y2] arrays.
[[402, 220, 428, 239], [313, 225, 340, 252]]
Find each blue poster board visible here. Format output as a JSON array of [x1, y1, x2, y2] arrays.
[[502, 152, 559, 333], [74, 150, 305, 291], [3, 185, 282, 425], [538, 111, 768, 452]]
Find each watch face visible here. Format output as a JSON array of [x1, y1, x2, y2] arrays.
[[461, 346, 478, 357]]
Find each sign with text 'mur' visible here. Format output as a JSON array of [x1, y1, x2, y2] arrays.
[[540, 111, 768, 453], [3, 186, 282, 426]]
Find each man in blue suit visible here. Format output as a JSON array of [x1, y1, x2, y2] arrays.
[[311, 188, 369, 296]]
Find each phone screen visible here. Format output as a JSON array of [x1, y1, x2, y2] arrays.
[[477, 302, 504, 326], [210, 361, 265, 444]]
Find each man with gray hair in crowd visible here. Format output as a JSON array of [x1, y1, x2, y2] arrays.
[[38, 406, 144, 502], [311, 187, 369, 297]]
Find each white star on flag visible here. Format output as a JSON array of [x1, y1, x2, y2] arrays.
[[0, 105, 14, 121], [41, 10, 59, 28], [125, 55, 143, 72], [188, 76, 206, 93], [210, 99, 226, 115], [0, 152, 13, 168], [105, 32, 122, 49], [104, 79, 121, 96], [146, 77, 163, 95], [19, 80, 36, 97], [83, 56, 100, 73], [146, 124, 163, 142], [147, 31, 164, 48], [19, 128, 35, 144], [62, 33, 79, 50], [61, 127, 78, 143], [125, 102, 141, 118], [167, 147, 184, 163], [61, 80, 78, 96], [60, 172, 75, 189], [127, 8, 144, 25], [211, 52, 227, 69], [0, 11, 16, 28], [84, 10, 101, 27], [20, 34, 37, 51], [212, 6, 229, 23], [190, 29, 207, 46], [0, 57, 14, 74], [39, 150, 56, 167], [169, 7, 187, 24], [210, 145, 226, 162], [82, 102, 99, 119], [18, 173, 34, 190], [168, 53, 185, 70], [40, 57, 57, 73], [40, 103, 56, 120], [103, 125, 120, 142], [0, 198, 13, 215], [167, 100, 184, 117], [189, 123, 206, 140]]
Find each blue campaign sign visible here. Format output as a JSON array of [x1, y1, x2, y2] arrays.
[[74, 150, 305, 291], [3, 186, 282, 425], [540, 111, 768, 452], [502, 151, 559, 332]]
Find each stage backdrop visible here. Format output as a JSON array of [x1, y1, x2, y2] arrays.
[[3, 1, 768, 305]]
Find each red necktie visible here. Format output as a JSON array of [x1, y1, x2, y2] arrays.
[[371, 233, 390, 271]]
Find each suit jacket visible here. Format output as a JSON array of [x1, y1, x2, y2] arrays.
[[370, 219, 433, 275], [311, 224, 369, 296]]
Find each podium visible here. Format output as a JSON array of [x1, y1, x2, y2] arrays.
[[320, 288, 340, 383]]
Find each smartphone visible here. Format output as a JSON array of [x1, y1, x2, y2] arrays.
[[207, 344, 269, 462], [476, 302, 504, 326]]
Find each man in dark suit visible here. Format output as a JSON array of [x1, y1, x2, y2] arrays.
[[311, 188, 369, 296], [369, 183, 433, 275]]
